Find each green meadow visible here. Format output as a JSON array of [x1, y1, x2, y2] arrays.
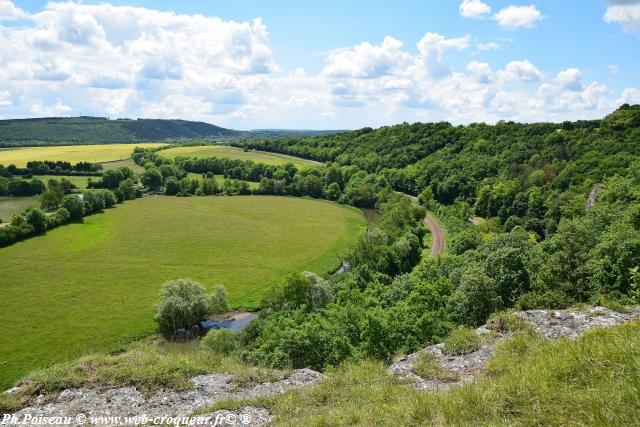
[[0, 196, 365, 389], [159, 145, 322, 168]]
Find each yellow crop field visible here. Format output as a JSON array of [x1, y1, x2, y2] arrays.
[[0, 143, 166, 168]]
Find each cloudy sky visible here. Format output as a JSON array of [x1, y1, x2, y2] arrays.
[[0, 0, 639, 129]]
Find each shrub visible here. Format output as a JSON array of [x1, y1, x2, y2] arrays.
[[201, 329, 238, 355], [155, 279, 209, 339], [448, 267, 500, 326], [412, 351, 459, 382], [442, 327, 481, 356], [24, 208, 48, 233], [486, 311, 532, 333], [450, 229, 482, 255], [208, 285, 229, 314], [62, 194, 84, 220]]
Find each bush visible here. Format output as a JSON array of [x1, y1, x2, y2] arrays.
[[24, 208, 47, 233], [208, 285, 229, 314], [412, 351, 459, 382], [448, 267, 500, 326], [201, 329, 238, 355], [62, 194, 84, 220], [450, 229, 482, 255], [155, 279, 209, 339], [442, 327, 481, 356], [486, 311, 532, 333]]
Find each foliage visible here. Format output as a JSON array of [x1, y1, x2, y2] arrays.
[[208, 285, 230, 314], [155, 279, 210, 339], [201, 329, 238, 355]]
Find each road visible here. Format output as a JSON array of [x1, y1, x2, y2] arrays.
[[424, 214, 446, 257]]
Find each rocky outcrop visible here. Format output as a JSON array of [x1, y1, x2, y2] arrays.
[[10, 369, 323, 426], [389, 306, 640, 392], [585, 183, 603, 210]]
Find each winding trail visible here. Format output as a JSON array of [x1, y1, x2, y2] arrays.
[[424, 214, 446, 257], [395, 191, 446, 257]]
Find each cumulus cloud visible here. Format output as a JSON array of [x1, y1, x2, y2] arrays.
[[0, 1, 277, 120], [603, 1, 640, 33], [323, 36, 411, 79], [467, 61, 492, 83], [0, 0, 26, 20], [619, 87, 640, 104], [0, 1, 628, 127], [555, 68, 583, 92], [459, 0, 491, 19], [494, 5, 543, 29], [500, 60, 543, 83], [0, 90, 12, 107]]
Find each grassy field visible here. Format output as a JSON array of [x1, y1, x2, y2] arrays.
[[0, 196, 39, 222], [159, 145, 322, 168], [0, 143, 165, 168], [100, 159, 145, 174], [187, 172, 260, 190], [0, 196, 365, 389]]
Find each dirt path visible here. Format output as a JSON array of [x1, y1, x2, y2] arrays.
[[424, 214, 446, 257]]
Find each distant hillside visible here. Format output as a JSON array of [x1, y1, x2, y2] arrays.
[[0, 117, 240, 147]]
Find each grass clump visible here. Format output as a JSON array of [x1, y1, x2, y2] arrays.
[[442, 327, 481, 356], [1, 338, 278, 412], [412, 352, 459, 382], [486, 311, 533, 333]]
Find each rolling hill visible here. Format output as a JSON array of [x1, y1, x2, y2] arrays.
[[0, 116, 240, 146]]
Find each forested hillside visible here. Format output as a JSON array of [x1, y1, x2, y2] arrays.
[[0, 117, 239, 146], [239, 104, 640, 237]]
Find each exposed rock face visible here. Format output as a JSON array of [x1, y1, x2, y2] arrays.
[[11, 369, 323, 426], [389, 306, 640, 392], [585, 183, 603, 210]]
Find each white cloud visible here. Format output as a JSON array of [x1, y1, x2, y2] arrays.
[[323, 36, 411, 79], [604, 2, 640, 33], [619, 87, 640, 104], [555, 68, 583, 92], [30, 101, 73, 116], [416, 32, 471, 79], [467, 61, 492, 83], [459, 0, 491, 19], [0, 0, 26, 20], [477, 41, 501, 51], [0, 1, 627, 127], [0, 90, 12, 107], [494, 5, 543, 29], [500, 60, 543, 83], [608, 64, 620, 75]]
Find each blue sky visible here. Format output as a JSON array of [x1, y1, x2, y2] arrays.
[[0, 0, 639, 129]]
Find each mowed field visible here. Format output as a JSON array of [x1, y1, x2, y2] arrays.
[[0, 143, 165, 168], [159, 145, 322, 168], [0, 196, 365, 388]]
